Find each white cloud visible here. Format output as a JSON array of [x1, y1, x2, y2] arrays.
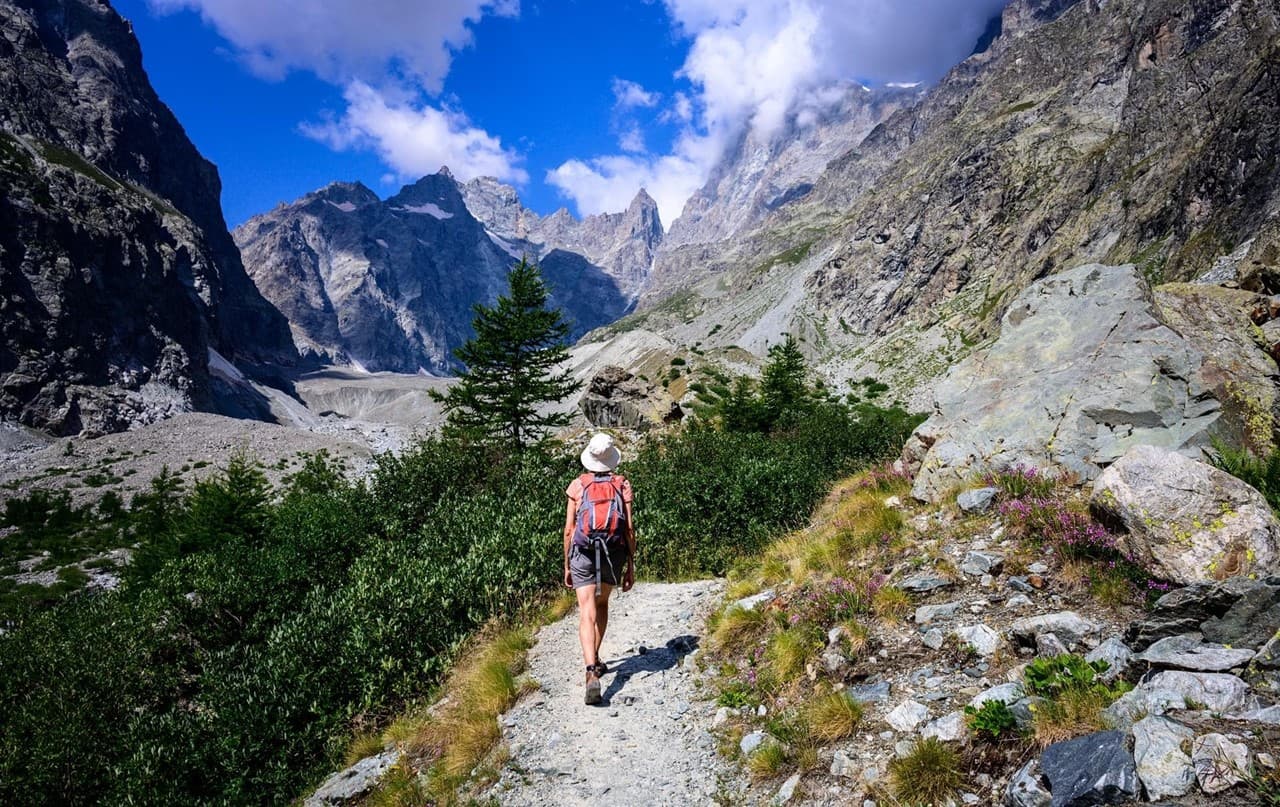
[[618, 125, 647, 154], [552, 0, 1009, 224], [301, 82, 527, 184], [612, 79, 661, 110], [147, 0, 517, 92]]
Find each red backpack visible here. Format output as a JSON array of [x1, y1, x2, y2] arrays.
[[571, 472, 629, 547]]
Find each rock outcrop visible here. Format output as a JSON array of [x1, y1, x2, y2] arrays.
[[235, 171, 639, 374], [1091, 445, 1280, 584], [903, 264, 1238, 501], [461, 177, 662, 300], [0, 0, 297, 434]]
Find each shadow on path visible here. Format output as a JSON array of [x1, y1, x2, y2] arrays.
[[599, 634, 700, 706]]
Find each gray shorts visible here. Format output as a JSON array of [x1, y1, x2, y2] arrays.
[[569, 541, 630, 589]]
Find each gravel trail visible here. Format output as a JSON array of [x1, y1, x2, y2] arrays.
[[490, 580, 743, 806]]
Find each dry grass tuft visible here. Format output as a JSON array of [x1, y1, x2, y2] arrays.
[[765, 625, 821, 682], [803, 691, 863, 743], [888, 737, 967, 805], [710, 605, 769, 650], [871, 585, 912, 621], [1032, 688, 1108, 748], [746, 741, 788, 780]]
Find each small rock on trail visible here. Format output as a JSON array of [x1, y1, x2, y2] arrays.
[[491, 580, 743, 806]]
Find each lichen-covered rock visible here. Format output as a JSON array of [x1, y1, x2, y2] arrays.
[[1132, 716, 1195, 801], [1091, 445, 1280, 584], [1192, 732, 1252, 794], [905, 265, 1223, 502]]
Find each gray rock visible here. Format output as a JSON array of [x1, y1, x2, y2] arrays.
[[922, 628, 947, 649], [1009, 577, 1036, 593], [1085, 637, 1133, 683], [1192, 732, 1252, 794], [1010, 696, 1048, 728], [905, 264, 1225, 502], [734, 589, 776, 612], [957, 487, 1000, 513], [1006, 759, 1051, 807], [771, 773, 801, 805], [1153, 670, 1257, 712], [1008, 593, 1034, 609], [900, 574, 954, 593], [1028, 562, 1050, 575], [849, 681, 892, 704], [1125, 576, 1280, 654], [1040, 730, 1139, 807], [830, 749, 857, 778], [953, 624, 1004, 656], [1092, 445, 1280, 585], [885, 700, 930, 732], [1104, 686, 1189, 730], [962, 551, 1005, 576], [1036, 632, 1070, 657], [1132, 716, 1195, 801], [1234, 705, 1280, 724], [1136, 633, 1256, 671], [920, 711, 967, 742], [740, 731, 767, 756], [915, 601, 961, 624], [1010, 612, 1100, 649], [305, 750, 400, 806], [970, 682, 1027, 710]]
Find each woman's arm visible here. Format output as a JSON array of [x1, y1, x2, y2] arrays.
[[623, 499, 636, 591], [563, 496, 576, 588]]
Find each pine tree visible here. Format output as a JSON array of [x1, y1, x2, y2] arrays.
[[760, 333, 810, 426], [431, 259, 582, 451]]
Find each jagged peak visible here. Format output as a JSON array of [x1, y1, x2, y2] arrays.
[[437, 165, 454, 179]]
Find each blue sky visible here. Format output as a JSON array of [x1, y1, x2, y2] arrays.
[[114, 0, 1008, 228]]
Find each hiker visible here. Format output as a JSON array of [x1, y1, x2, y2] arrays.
[[563, 432, 635, 705]]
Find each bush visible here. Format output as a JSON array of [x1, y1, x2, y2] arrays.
[[964, 699, 1020, 740], [888, 737, 966, 804]]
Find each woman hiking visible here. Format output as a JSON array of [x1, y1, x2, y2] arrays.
[[563, 432, 635, 705]]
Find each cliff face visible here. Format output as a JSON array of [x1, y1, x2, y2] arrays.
[[0, 0, 297, 435], [620, 0, 1280, 404], [235, 171, 643, 373], [460, 177, 663, 300]]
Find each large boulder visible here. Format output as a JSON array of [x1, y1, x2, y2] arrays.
[[1091, 445, 1280, 584], [578, 366, 659, 429], [904, 264, 1224, 502]]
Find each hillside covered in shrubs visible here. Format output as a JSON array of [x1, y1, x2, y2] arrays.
[[0, 383, 919, 804]]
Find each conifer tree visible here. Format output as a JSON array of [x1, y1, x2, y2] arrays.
[[760, 333, 810, 425], [431, 259, 582, 450]]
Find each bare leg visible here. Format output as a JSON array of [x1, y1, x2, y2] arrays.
[[576, 584, 600, 668], [594, 585, 613, 661]]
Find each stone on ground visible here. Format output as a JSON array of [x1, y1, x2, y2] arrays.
[[1039, 730, 1139, 807], [305, 750, 400, 806], [1192, 732, 1252, 794], [1091, 444, 1280, 584], [1131, 716, 1195, 801]]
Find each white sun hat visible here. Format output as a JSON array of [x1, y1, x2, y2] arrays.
[[580, 432, 621, 473]]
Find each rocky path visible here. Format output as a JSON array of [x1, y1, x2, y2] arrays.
[[488, 580, 744, 806]]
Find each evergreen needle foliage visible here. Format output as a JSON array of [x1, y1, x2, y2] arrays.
[[430, 259, 581, 451]]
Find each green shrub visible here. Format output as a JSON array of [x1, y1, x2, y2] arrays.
[[1213, 441, 1280, 513], [1024, 654, 1113, 699], [964, 699, 1020, 740]]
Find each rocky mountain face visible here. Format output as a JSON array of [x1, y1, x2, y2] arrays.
[[653, 81, 922, 276], [0, 0, 297, 435], [620, 0, 1280, 409], [461, 178, 663, 299], [235, 170, 649, 374]]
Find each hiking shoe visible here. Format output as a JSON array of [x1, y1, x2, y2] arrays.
[[594, 660, 609, 676], [584, 667, 602, 706]]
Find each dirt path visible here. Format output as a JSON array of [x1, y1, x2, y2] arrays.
[[488, 580, 744, 806]]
